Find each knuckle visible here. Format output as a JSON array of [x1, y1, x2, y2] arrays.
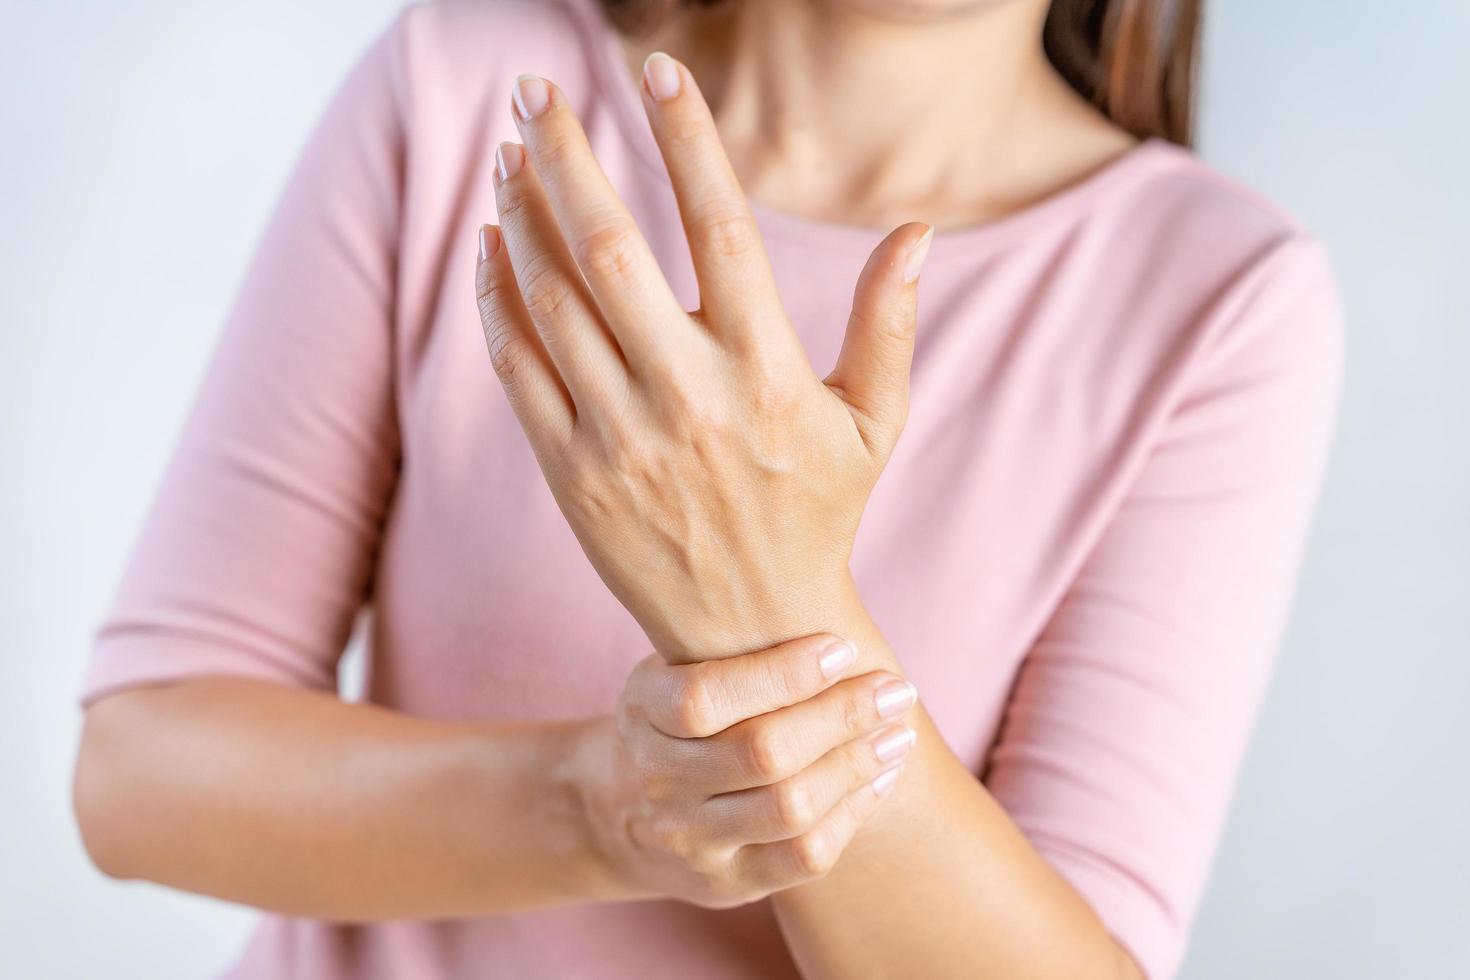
[[847, 737, 880, 782], [636, 765, 673, 803], [488, 334, 529, 388], [870, 309, 918, 346], [664, 116, 709, 154], [744, 724, 791, 782], [760, 657, 805, 709], [650, 818, 695, 861], [672, 667, 720, 738], [602, 421, 650, 478], [474, 260, 497, 301], [557, 451, 619, 524], [840, 688, 871, 735], [735, 351, 799, 415], [790, 831, 837, 879], [476, 271, 512, 315], [688, 853, 731, 891], [574, 223, 643, 285], [770, 780, 815, 835], [477, 304, 530, 388], [690, 208, 760, 262], [494, 188, 536, 230], [534, 120, 580, 165], [519, 263, 577, 324], [660, 388, 718, 449], [657, 366, 702, 413], [655, 365, 721, 428], [749, 373, 798, 422]]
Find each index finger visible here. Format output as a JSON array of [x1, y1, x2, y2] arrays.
[[638, 52, 785, 346], [633, 634, 858, 739], [510, 75, 690, 369]]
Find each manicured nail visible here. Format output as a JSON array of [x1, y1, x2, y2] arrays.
[[875, 679, 917, 719], [643, 52, 682, 101], [874, 727, 917, 763], [478, 225, 500, 262], [902, 226, 934, 283], [512, 75, 551, 121], [872, 765, 904, 798], [818, 640, 856, 680], [495, 142, 525, 183]]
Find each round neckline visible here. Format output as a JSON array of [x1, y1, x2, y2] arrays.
[[564, 0, 1181, 261]]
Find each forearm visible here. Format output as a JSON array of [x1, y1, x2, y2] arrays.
[[73, 676, 622, 920], [766, 598, 1143, 980], [657, 584, 1140, 979]]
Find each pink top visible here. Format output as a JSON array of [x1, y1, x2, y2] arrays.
[[82, 1, 1344, 977]]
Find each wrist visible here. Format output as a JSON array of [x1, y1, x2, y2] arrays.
[[561, 716, 649, 904], [824, 576, 903, 675], [490, 716, 638, 907], [651, 569, 866, 665]]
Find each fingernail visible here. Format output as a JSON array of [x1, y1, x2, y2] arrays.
[[872, 765, 904, 798], [902, 226, 934, 283], [874, 726, 916, 763], [478, 225, 500, 262], [495, 142, 525, 183], [512, 75, 552, 122], [818, 640, 856, 680], [643, 52, 682, 101], [875, 679, 917, 719]]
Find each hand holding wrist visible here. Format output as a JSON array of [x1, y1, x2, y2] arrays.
[[570, 633, 918, 908]]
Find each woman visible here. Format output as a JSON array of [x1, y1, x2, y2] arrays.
[[72, 0, 1342, 977]]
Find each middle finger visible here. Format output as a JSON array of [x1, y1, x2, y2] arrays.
[[494, 141, 626, 410], [663, 671, 919, 794], [701, 723, 916, 845], [511, 75, 694, 371]]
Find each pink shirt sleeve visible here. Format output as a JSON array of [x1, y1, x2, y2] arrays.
[[984, 238, 1345, 978], [81, 15, 408, 704]]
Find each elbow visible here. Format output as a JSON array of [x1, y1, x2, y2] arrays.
[[72, 699, 145, 880]]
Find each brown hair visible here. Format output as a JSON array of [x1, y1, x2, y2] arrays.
[[602, 0, 1202, 146]]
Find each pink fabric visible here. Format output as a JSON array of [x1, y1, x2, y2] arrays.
[[82, 1, 1344, 977]]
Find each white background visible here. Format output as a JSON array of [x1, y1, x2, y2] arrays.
[[2, 2, 1466, 977]]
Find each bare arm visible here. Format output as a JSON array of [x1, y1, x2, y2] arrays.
[[74, 677, 614, 920], [770, 599, 1143, 980], [74, 633, 918, 922]]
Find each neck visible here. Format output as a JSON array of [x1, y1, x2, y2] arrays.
[[626, 0, 1136, 230]]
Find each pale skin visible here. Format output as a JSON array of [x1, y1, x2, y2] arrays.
[[74, 0, 1145, 977]]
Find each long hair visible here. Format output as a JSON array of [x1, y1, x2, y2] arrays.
[[601, 0, 1202, 146]]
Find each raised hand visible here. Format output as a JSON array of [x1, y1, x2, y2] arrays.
[[572, 633, 918, 907], [474, 54, 932, 664]]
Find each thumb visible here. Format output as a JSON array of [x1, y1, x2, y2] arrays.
[[825, 221, 932, 457]]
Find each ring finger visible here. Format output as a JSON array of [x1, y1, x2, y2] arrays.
[[494, 140, 627, 411], [702, 723, 916, 845], [664, 671, 918, 794], [511, 75, 694, 373]]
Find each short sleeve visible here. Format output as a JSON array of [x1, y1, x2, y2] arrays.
[[984, 238, 1346, 978], [81, 13, 410, 704]]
